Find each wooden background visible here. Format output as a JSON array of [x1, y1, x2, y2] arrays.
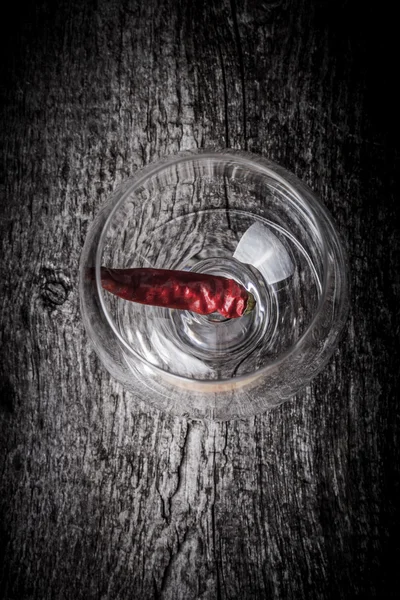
[[1, 0, 399, 598]]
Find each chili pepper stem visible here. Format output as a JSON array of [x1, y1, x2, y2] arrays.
[[243, 292, 256, 315]]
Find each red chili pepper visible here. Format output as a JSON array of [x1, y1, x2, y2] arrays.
[[96, 267, 255, 319]]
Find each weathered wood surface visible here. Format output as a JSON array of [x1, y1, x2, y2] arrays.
[[0, 0, 399, 598]]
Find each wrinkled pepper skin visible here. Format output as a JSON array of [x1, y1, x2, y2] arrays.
[[97, 267, 255, 319]]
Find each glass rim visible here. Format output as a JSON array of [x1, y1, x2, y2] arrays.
[[94, 149, 346, 391]]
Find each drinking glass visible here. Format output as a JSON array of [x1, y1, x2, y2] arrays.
[[79, 150, 349, 420]]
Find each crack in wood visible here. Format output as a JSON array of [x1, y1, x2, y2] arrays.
[[229, 0, 247, 149]]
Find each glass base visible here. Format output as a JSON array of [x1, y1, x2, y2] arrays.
[[166, 258, 277, 375]]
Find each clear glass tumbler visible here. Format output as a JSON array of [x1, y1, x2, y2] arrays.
[[79, 150, 349, 420]]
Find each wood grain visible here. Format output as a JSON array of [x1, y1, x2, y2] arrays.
[[1, 0, 399, 598]]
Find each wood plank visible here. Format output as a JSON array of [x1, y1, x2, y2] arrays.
[[1, 0, 399, 598]]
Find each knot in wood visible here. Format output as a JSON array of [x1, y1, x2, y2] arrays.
[[40, 269, 71, 307]]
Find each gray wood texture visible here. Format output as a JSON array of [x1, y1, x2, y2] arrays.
[[1, 0, 399, 598]]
